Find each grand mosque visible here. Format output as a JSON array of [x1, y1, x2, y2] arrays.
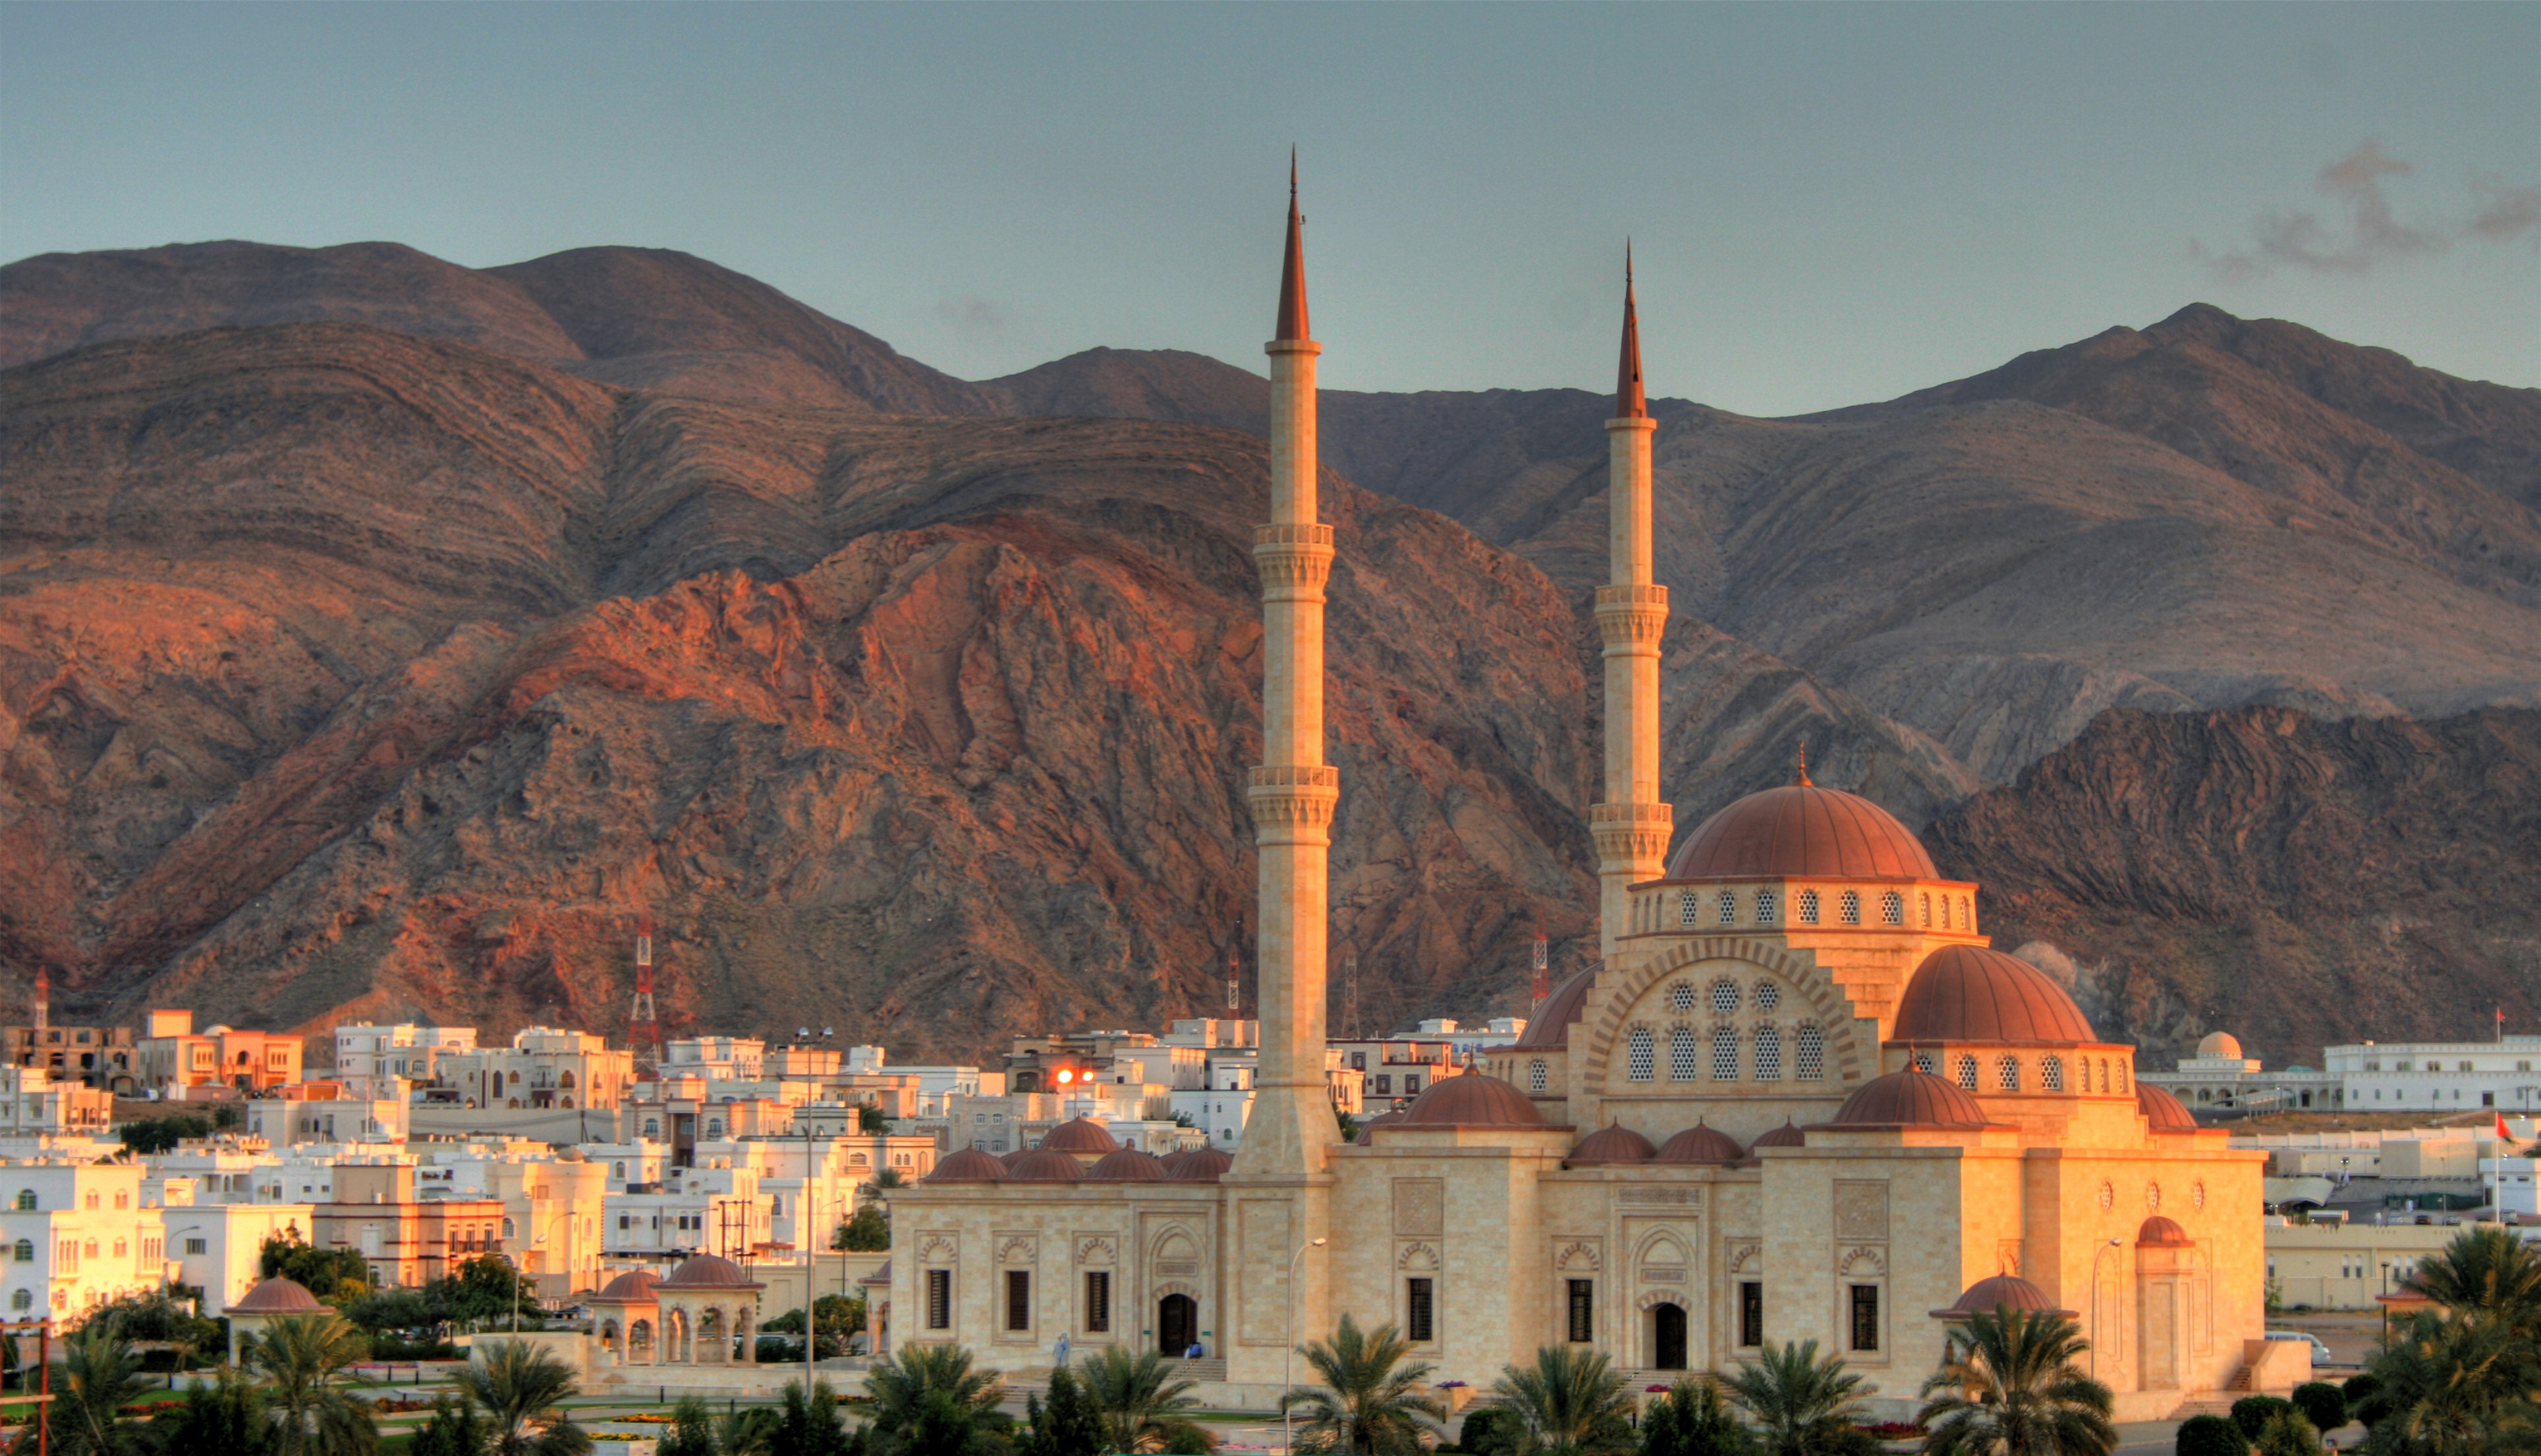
[[890, 176, 2279, 1421]]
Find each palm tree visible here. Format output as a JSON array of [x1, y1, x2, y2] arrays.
[[1279, 1315, 1446, 1455], [1722, 1341, 1880, 1456], [715, 1406, 779, 1456], [2356, 1310, 2541, 1455], [1640, 1378, 1756, 1456], [1078, 1346, 1209, 1453], [2398, 1227, 2541, 1339], [457, 1338, 593, 1456], [1486, 1347, 1637, 1456], [865, 1343, 1006, 1456], [246, 1310, 379, 1456], [1916, 1309, 2117, 1456], [49, 1328, 155, 1456]]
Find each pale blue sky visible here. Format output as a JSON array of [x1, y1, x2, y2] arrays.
[[3, 3, 2534, 415]]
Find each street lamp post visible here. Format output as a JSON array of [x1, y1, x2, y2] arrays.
[[1281, 1237, 1327, 1456]]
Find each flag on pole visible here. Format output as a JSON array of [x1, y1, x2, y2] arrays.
[[2499, 1110, 2513, 1141]]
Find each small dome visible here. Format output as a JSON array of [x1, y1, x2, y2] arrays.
[[1824, 1069, 1993, 1129], [1666, 783, 1938, 881], [1398, 1074, 1546, 1128], [660, 1254, 760, 1289], [997, 1148, 1030, 1169], [227, 1277, 323, 1314], [1351, 1110, 1407, 1146], [1168, 1146, 1234, 1181], [1567, 1124, 1658, 1167], [1931, 1274, 2073, 1319], [1515, 968, 1598, 1050], [1893, 946, 2096, 1044], [592, 1270, 660, 1303], [1040, 1117, 1121, 1154], [1087, 1148, 1170, 1182], [2137, 1216, 2194, 1248], [2137, 1083, 2198, 1134], [1752, 1118, 1806, 1149], [1655, 1121, 1745, 1165], [1007, 1149, 1086, 1183], [2196, 1032, 2243, 1059], [926, 1148, 1007, 1183]]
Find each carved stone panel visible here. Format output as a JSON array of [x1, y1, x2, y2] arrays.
[[994, 1234, 1038, 1265], [1617, 1186, 1703, 1206], [1076, 1236, 1117, 1266], [1833, 1181, 1889, 1241], [1393, 1179, 1445, 1236]]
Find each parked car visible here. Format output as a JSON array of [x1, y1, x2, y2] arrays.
[[2266, 1330, 2336, 1363]]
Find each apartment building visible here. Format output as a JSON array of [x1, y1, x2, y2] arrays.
[[0, 1067, 113, 1134], [435, 1026, 635, 1111], [602, 1162, 769, 1260], [410, 1152, 608, 1297], [134, 1011, 303, 1094], [310, 1163, 507, 1289], [332, 1024, 478, 1098], [1, 1023, 139, 1094], [1327, 1035, 1466, 1106], [0, 1161, 170, 1316], [665, 1038, 766, 1081], [159, 1199, 314, 1308], [242, 1083, 409, 1145], [2264, 1218, 2481, 1311]]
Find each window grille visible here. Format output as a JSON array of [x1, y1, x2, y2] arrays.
[[1959, 896, 1972, 928], [1739, 1283, 1764, 1347], [1567, 1279, 1594, 1343], [1957, 1055, 1980, 1091], [1755, 1026, 1782, 1080], [926, 1270, 952, 1330], [1086, 1271, 1112, 1333], [1850, 1285, 1880, 1351], [2042, 1056, 2065, 1092], [1912, 1050, 1936, 1075], [1998, 1055, 2021, 1091], [1756, 890, 1778, 924], [2096, 1059, 2109, 1093], [1754, 982, 1779, 1011], [1669, 982, 1696, 1012], [1920, 893, 1932, 927], [1626, 1028, 1656, 1082], [1006, 1270, 1032, 1331], [1795, 1025, 1825, 1080], [1717, 890, 1737, 925], [2118, 1062, 2129, 1093], [1677, 892, 1700, 927], [1710, 979, 1741, 1014], [1882, 891, 1903, 925], [1669, 1028, 1699, 1082], [1798, 889, 1820, 924], [1407, 1278, 1436, 1342], [1528, 1059, 1548, 1094], [1839, 890, 1862, 925], [1711, 1026, 1739, 1081]]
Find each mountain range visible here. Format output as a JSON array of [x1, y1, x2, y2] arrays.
[[3, 238, 2535, 1065]]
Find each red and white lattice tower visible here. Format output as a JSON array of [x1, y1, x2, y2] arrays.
[[1225, 949, 1241, 1015], [630, 918, 661, 1079], [1531, 931, 1550, 1007]]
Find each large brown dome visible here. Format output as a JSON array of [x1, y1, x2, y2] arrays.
[[1566, 1124, 1657, 1166], [227, 1277, 323, 1314], [1087, 1148, 1169, 1182], [592, 1270, 661, 1303], [926, 1148, 1007, 1183], [660, 1254, 761, 1289], [1823, 1069, 1994, 1129], [2137, 1216, 2194, 1248], [1007, 1149, 1087, 1182], [1665, 783, 1938, 882], [1892, 946, 2096, 1045], [1515, 967, 1598, 1050], [1931, 1274, 2073, 1319], [2137, 1082, 2198, 1133], [1398, 1074, 1546, 1128]]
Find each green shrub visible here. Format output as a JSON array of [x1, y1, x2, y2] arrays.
[[2176, 1413, 2249, 1456], [2289, 1382, 2345, 1434], [2338, 1373, 2382, 1425], [1162, 1426, 1214, 1455], [2231, 1395, 2293, 1439]]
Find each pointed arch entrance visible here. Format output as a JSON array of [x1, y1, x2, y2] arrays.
[[1158, 1293, 1198, 1355]]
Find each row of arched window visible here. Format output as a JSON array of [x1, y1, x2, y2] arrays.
[[1910, 1050, 2129, 1095], [1625, 1023, 1825, 1083], [1674, 887, 1972, 932]]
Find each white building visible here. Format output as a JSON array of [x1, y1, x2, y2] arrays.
[[601, 1161, 768, 1259], [159, 1199, 314, 1308], [0, 1067, 114, 1135], [2330, 1034, 2541, 1113], [333, 1024, 478, 1099], [0, 1161, 171, 1318], [244, 1086, 410, 1146], [664, 1038, 766, 1082]]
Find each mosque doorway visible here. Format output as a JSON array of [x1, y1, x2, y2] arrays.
[[1159, 1295, 1198, 1356], [1652, 1303, 1687, 1370]]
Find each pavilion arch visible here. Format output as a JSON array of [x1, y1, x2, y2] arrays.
[[1577, 939, 1870, 1094]]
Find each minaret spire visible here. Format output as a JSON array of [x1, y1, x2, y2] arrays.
[[1275, 148, 1310, 343], [1589, 244, 1671, 961]]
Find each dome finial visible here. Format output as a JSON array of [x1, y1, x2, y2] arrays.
[[1795, 739, 1811, 787]]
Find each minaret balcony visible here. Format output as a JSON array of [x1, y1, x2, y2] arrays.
[[1593, 585, 1668, 645]]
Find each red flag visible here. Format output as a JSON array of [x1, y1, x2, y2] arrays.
[[2499, 1111, 2513, 1141]]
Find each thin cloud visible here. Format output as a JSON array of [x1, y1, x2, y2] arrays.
[[935, 295, 1018, 337], [2191, 142, 2533, 282]]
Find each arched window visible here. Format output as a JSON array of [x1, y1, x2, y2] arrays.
[[1528, 1060, 1548, 1095], [1710, 979, 1741, 1014], [1997, 1055, 2021, 1091], [1797, 890, 1821, 924], [2042, 1056, 2065, 1092], [1912, 1050, 1937, 1075], [560, 1072, 576, 1088], [769, 1196, 783, 1218], [1839, 890, 1862, 925], [1669, 1028, 1699, 1082], [1626, 1028, 1656, 1082], [644, 1119, 661, 1138], [1716, 890, 1737, 925], [707, 1119, 725, 1138], [1956, 1055, 1980, 1091], [1756, 890, 1778, 924], [11, 1192, 30, 1212], [502, 1218, 516, 1239], [2118, 1062, 2130, 1093], [7, 1291, 24, 1311], [1754, 982, 1780, 1012], [1677, 892, 1700, 927], [1958, 896, 1972, 928], [11, 1241, 30, 1262], [1711, 1026, 1739, 1080], [1919, 893, 1932, 927], [1667, 983, 1696, 1013], [1754, 1026, 1783, 1080], [1881, 891, 1903, 926], [1795, 1024, 1825, 1080]]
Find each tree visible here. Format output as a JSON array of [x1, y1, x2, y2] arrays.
[[764, 1296, 868, 1359], [78, 1290, 225, 1365], [2231, 1399, 2293, 1440], [655, 1399, 720, 1456], [1641, 1378, 1756, 1456], [48, 1328, 156, 1456], [246, 1311, 377, 1456], [1022, 1367, 1107, 1456], [150, 1368, 267, 1456], [858, 1105, 893, 1134], [1916, 1308, 2117, 1456], [715, 1407, 779, 1456], [1721, 1341, 1880, 1456], [837, 1206, 891, 1253], [457, 1339, 591, 1456], [2172, 1416, 2245, 1456], [118, 1113, 214, 1156], [410, 1393, 489, 1456], [2355, 1310, 2541, 1455], [1279, 1315, 1446, 1456], [1078, 1346, 1211, 1454], [2253, 1411, 2322, 1456], [2289, 1384, 2346, 1437], [864, 1343, 1008, 1456], [2397, 1227, 2541, 1337], [257, 1229, 371, 1301], [441, 1254, 535, 1327], [1486, 1347, 1637, 1456], [772, 1379, 863, 1456], [1460, 1411, 1519, 1456]]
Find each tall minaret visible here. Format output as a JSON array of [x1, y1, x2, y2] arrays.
[[1591, 248, 1671, 958], [1234, 156, 1340, 1180]]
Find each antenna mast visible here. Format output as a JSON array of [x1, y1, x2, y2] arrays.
[[1226, 949, 1241, 1016], [630, 917, 661, 1080], [1531, 931, 1550, 1009]]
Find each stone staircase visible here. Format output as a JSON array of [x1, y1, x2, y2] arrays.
[[2169, 1390, 2243, 1419]]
